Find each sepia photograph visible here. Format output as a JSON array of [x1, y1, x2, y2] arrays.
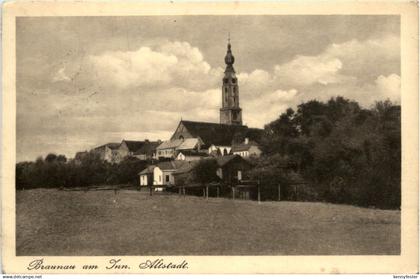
[[2, 1, 418, 274]]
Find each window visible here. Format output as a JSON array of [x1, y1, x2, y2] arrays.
[[232, 78, 236, 84], [237, 171, 242, 181], [165, 175, 170, 182]]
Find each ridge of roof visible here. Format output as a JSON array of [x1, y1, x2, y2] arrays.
[[94, 142, 120, 150]]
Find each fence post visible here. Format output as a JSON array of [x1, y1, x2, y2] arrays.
[[206, 186, 209, 200], [257, 182, 261, 204], [216, 186, 220, 198], [232, 186, 235, 200], [149, 186, 152, 196], [278, 184, 281, 201], [202, 187, 206, 198]]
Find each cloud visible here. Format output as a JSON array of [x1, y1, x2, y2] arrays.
[[374, 73, 400, 102], [73, 41, 223, 91], [274, 56, 350, 87]]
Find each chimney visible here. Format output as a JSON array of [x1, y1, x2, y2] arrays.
[[244, 137, 249, 144]]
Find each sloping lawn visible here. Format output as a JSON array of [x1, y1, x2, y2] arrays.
[[16, 189, 400, 255]]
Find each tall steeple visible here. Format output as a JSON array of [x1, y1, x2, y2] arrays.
[[220, 36, 243, 126]]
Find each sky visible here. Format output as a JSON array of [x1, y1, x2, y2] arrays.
[[16, 16, 400, 162]]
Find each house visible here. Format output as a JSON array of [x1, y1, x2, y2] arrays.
[[215, 155, 252, 184], [176, 138, 203, 151], [91, 143, 120, 163], [139, 165, 155, 186], [133, 140, 161, 160], [169, 120, 263, 156], [139, 160, 191, 191], [117, 140, 146, 159], [176, 150, 208, 161], [232, 138, 262, 158], [156, 139, 183, 159], [172, 160, 200, 186]]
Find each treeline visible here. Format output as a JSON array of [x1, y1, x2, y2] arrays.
[[16, 153, 148, 189], [252, 97, 401, 209]]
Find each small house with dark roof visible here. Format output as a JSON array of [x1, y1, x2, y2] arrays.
[[215, 155, 252, 183], [138, 165, 155, 186]]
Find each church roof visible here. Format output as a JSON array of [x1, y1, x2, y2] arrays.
[[177, 120, 263, 147]]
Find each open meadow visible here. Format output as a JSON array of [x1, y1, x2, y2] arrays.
[[16, 189, 400, 255]]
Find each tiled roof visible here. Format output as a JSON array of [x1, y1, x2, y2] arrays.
[[93, 142, 120, 150], [138, 165, 156, 175], [157, 160, 188, 171], [173, 161, 200, 175], [215, 154, 246, 167], [134, 141, 160, 155], [123, 140, 146, 152], [176, 138, 202, 150], [175, 120, 263, 146], [232, 140, 260, 152], [157, 139, 183, 150]]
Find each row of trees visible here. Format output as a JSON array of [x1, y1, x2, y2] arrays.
[[251, 97, 401, 209], [16, 152, 148, 189]]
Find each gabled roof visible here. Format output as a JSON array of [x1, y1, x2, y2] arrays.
[[93, 142, 120, 150], [156, 160, 188, 171], [216, 154, 250, 167], [122, 140, 145, 152], [232, 140, 260, 152], [174, 120, 263, 146], [157, 139, 183, 150], [139, 165, 156, 175], [173, 161, 200, 175], [134, 141, 160, 155], [176, 138, 202, 150]]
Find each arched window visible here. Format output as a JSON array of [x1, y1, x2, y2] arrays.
[[223, 149, 228, 156], [179, 135, 184, 141]]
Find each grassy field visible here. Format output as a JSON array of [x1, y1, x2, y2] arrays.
[[16, 189, 400, 255]]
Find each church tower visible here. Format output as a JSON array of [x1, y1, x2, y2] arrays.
[[220, 38, 242, 126]]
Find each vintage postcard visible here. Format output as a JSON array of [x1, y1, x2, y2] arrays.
[[2, 1, 419, 274]]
